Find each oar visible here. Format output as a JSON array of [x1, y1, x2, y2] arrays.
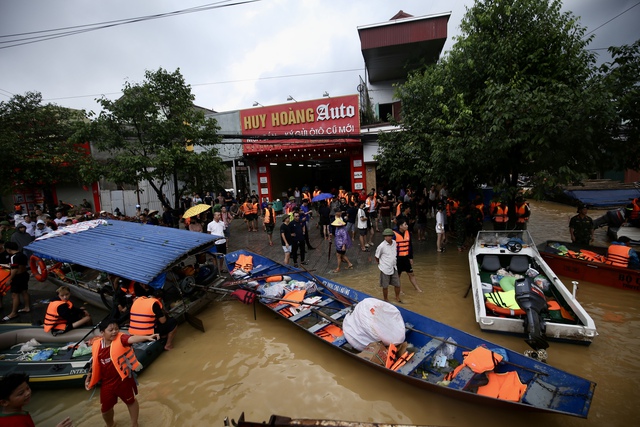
[[63, 312, 114, 360], [207, 286, 343, 310], [299, 265, 357, 306], [222, 270, 316, 287], [405, 325, 548, 376]]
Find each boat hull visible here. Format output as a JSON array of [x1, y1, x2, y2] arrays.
[[0, 324, 164, 389], [224, 250, 596, 418], [468, 232, 597, 345], [538, 241, 640, 292]]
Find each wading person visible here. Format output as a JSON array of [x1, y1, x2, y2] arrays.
[[331, 217, 353, 273], [375, 229, 401, 303], [85, 318, 159, 427]]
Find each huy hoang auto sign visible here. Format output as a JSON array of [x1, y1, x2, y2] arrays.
[[240, 94, 360, 154]]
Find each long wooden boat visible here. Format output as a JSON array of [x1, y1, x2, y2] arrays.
[[24, 219, 223, 316], [468, 231, 597, 348], [0, 324, 164, 389], [538, 240, 640, 292], [227, 413, 442, 427], [223, 250, 595, 419]]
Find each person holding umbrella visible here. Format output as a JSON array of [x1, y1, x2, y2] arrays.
[[331, 217, 353, 273]]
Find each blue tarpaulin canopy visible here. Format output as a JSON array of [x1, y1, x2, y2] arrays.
[[26, 220, 222, 286], [563, 189, 640, 208]]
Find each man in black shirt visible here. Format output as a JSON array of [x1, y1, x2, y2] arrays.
[[3, 242, 30, 321], [280, 215, 292, 265], [288, 210, 307, 268]]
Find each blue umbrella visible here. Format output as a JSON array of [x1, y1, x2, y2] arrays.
[[311, 193, 334, 202]]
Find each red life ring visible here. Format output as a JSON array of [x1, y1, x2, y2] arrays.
[[29, 255, 48, 282], [485, 301, 525, 317]]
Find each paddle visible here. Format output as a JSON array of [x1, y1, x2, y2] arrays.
[[64, 313, 113, 360], [299, 265, 357, 307], [222, 270, 316, 287], [405, 325, 548, 376]]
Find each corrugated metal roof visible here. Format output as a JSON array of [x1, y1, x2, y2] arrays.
[[26, 220, 221, 285]]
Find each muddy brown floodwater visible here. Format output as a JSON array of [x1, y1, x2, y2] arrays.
[[29, 201, 639, 426]]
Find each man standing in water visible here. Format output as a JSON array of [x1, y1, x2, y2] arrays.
[[569, 203, 594, 245], [375, 229, 402, 303], [393, 219, 423, 294]]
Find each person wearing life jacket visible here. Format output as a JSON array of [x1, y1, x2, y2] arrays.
[[393, 219, 423, 293], [263, 201, 276, 246], [85, 318, 159, 427], [43, 285, 91, 334], [129, 284, 177, 351], [514, 196, 531, 230], [491, 200, 509, 231], [607, 237, 640, 269], [629, 199, 640, 227]]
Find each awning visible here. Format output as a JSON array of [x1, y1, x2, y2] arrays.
[[26, 220, 222, 285]]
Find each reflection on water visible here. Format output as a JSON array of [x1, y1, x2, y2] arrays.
[[30, 201, 639, 426]]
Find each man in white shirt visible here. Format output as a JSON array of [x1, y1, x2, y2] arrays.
[[53, 210, 68, 227], [375, 229, 401, 303], [206, 211, 227, 273], [21, 215, 36, 237]]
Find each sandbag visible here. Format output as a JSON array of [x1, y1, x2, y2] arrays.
[[342, 298, 406, 351]]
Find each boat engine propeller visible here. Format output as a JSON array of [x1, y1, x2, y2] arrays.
[[514, 277, 549, 351]]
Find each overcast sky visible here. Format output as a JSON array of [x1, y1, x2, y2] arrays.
[[1, 0, 638, 114]]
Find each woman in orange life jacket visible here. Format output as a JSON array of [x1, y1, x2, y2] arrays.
[[43, 285, 91, 335], [85, 318, 159, 427]]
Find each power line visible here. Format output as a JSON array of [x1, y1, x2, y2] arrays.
[[0, 0, 259, 50], [583, 1, 640, 38]]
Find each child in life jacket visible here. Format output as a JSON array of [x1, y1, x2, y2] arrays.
[[84, 318, 159, 427]]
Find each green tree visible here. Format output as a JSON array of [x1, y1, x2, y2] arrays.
[[377, 0, 611, 198], [76, 68, 225, 209], [598, 40, 640, 172], [0, 91, 98, 197]]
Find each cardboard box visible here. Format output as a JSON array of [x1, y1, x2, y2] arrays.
[[357, 341, 388, 366]]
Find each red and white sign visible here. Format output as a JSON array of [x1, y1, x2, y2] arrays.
[[240, 95, 360, 154]]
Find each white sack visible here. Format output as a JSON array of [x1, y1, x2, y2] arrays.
[[343, 298, 406, 351]]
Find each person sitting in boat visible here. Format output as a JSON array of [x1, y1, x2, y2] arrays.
[[1, 373, 73, 427], [129, 283, 177, 351], [44, 285, 92, 335], [607, 237, 640, 269]]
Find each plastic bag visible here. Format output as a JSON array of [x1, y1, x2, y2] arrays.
[[343, 298, 406, 351], [432, 337, 457, 368], [257, 281, 287, 303]]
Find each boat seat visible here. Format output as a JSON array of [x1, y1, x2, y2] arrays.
[[396, 338, 444, 375], [509, 256, 529, 274], [481, 255, 501, 272]]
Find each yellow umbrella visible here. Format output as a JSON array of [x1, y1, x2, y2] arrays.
[[182, 203, 212, 219]]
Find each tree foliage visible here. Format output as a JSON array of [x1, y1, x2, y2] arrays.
[[377, 0, 625, 198], [75, 68, 225, 209], [0, 92, 99, 194]]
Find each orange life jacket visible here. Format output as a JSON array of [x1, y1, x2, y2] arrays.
[[0, 268, 10, 296], [313, 189, 321, 198], [630, 199, 640, 220], [233, 254, 254, 273], [607, 244, 630, 268], [338, 189, 347, 200], [88, 332, 141, 388], [515, 203, 529, 223], [395, 202, 403, 217], [241, 202, 251, 214], [120, 280, 136, 296], [445, 346, 503, 381], [129, 297, 161, 336], [393, 230, 410, 257], [302, 191, 311, 202], [493, 206, 508, 223], [578, 249, 606, 263], [489, 201, 498, 215], [263, 208, 275, 224], [477, 371, 527, 402], [44, 300, 71, 332], [446, 200, 459, 216]]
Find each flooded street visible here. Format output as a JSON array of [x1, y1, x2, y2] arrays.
[[29, 201, 639, 426]]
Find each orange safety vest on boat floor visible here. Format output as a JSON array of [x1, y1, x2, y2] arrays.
[[88, 333, 141, 388], [446, 346, 503, 381], [233, 254, 254, 273], [477, 371, 527, 402], [44, 300, 71, 332], [129, 297, 162, 336]]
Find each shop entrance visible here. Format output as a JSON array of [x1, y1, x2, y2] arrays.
[[269, 157, 351, 200]]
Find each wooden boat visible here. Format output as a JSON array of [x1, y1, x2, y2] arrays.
[[24, 219, 223, 316], [222, 250, 596, 419], [468, 231, 597, 349], [538, 240, 640, 292], [0, 324, 164, 389], [227, 413, 442, 427]]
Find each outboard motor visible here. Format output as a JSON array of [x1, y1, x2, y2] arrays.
[[514, 277, 549, 350]]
